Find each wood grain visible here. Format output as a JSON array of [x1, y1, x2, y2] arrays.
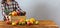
[[0, 20, 59, 28]]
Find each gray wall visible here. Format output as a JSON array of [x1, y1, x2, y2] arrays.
[[16, 0, 60, 27], [0, 0, 60, 27], [0, 0, 4, 21]]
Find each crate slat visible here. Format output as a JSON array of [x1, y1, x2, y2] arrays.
[[10, 16, 26, 22]]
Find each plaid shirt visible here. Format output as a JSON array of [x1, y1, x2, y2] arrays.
[[1, 1, 22, 16], [1, 1, 22, 20]]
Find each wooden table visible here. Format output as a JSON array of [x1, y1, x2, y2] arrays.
[[0, 20, 59, 28]]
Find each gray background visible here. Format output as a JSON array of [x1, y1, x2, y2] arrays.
[[0, 0, 60, 27]]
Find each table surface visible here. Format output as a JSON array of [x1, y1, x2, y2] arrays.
[[0, 20, 59, 28]]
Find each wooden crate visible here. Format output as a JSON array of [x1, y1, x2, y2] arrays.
[[10, 16, 26, 22]]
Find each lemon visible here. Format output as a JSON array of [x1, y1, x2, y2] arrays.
[[12, 22, 16, 26], [35, 21, 39, 25], [30, 18, 36, 22]]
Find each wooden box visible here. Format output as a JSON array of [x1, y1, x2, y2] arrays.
[[9, 16, 26, 22]]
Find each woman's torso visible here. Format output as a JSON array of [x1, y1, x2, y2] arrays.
[[4, 1, 17, 11], [3, 1, 18, 15]]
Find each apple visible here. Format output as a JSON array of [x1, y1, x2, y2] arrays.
[[15, 20, 19, 25], [22, 22, 26, 25], [19, 19, 25, 22], [6, 20, 11, 24], [19, 22, 22, 25], [16, 11, 20, 16], [19, 22, 26, 25], [27, 21, 32, 26]]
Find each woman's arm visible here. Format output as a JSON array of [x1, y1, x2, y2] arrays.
[[1, 4, 8, 20], [1, 4, 7, 16], [15, 1, 22, 11], [15, 2, 26, 16], [15, 1, 25, 12]]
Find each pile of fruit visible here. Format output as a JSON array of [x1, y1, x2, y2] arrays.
[[6, 18, 39, 26], [8, 11, 26, 16], [8, 11, 20, 16]]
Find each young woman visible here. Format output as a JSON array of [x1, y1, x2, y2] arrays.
[[1, 0, 26, 21]]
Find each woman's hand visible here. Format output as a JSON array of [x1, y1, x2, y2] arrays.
[[20, 10, 26, 16], [5, 15, 9, 21], [16, 10, 26, 16]]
